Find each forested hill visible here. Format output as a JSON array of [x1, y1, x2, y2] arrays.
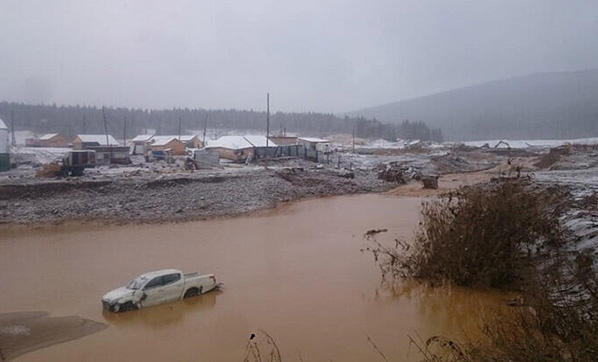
[[0, 102, 443, 142], [350, 69, 598, 141]]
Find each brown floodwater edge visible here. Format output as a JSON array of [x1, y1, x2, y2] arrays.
[[0, 167, 498, 233], [0, 194, 510, 362], [0, 312, 107, 361]]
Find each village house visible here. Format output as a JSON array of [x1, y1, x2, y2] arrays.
[[148, 136, 186, 156], [72, 134, 120, 150], [32, 133, 69, 148], [297, 137, 331, 151], [0, 119, 9, 171], [131, 134, 154, 155], [205, 135, 277, 162], [176, 135, 203, 149], [72, 134, 129, 165], [268, 135, 298, 145]]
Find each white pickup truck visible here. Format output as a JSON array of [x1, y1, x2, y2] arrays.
[[101, 269, 220, 312]]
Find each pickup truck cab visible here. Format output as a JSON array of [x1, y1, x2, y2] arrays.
[[102, 269, 219, 312]]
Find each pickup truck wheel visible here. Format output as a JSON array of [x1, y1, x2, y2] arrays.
[[184, 287, 200, 298], [120, 302, 137, 312], [117, 302, 137, 313]]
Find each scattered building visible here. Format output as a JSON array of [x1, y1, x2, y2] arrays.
[[298, 137, 331, 151], [35, 133, 69, 148], [205, 135, 278, 162], [90, 146, 131, 165], [0, 119, 9, 171], [72, 134, 128, 165], [176, 134, 203, 149], [0, 119, 8, 153], [25, 138, 41, 147], [72, 134, 119, 150], [269, 135, 298, 145], [131, 134, 201, 157], [148, 136, 186, 156], [131, 134, 155, 155]]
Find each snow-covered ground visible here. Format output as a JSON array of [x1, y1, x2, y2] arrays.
[[462, 137, 598, 149], [10, 146, 68, 164]]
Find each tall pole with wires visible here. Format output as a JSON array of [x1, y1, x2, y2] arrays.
[[266, 93, 270, 148]]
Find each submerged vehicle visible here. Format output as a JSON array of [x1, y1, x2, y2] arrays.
[[101, 269, 220, 312]]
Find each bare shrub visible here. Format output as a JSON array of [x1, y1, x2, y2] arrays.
[[378, 178, 568, 289], [366, 177, 598, 361], [243, 330, 282, 362], [36, 163, 62, 178]]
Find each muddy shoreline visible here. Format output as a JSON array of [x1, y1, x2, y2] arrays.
[[3, 144, 595, 229], [0, 164, 399, 227]]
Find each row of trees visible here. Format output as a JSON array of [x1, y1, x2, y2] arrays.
[[0, 102, 443, 143]]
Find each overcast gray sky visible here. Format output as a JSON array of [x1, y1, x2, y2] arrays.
[[1, 0, 597, 113]]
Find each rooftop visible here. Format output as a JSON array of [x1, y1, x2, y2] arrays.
[[131, 134, 155, 142], [75, 134, 119, 146], [39, 133, 60, 140], [298, 137, 330, 143], [206, 135, 277, 150]]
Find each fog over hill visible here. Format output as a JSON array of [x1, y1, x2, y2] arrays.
[[349, 69, 598, 141]]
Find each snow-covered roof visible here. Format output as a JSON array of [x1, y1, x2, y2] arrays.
[[131, 134, 155, 142], [156, 135, 198, 142], [176, 135, 198, 142], [206, 135, 277, 150], [75, 134, 119, 146], [0, 119, 6, 129], [150, 136, 181, 146], [298, 137, 330, 143], [39, 133, 60, 140]]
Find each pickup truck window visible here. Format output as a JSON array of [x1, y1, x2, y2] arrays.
[[143, 276, 164, 290], [127, 276, 148, 290], [162, 273, 181, 285]]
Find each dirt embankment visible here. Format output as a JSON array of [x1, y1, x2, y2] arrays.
[[0, 165, 395, 226], [5, 145, 579, 227]]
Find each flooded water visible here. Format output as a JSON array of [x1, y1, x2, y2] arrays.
[[0, 195, 507, 361]]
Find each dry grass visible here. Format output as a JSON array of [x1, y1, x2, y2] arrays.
[[36, 163, 62, 178]]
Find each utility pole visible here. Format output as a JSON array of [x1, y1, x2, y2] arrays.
[[102, 107, 109, 146], [352, 123, 355, 153], [178, 116, 182, 140], [202, 114, 208, 147], [10, 109, 16, 146], [266, 93, 270, 147], [123, 116, 127, 146]]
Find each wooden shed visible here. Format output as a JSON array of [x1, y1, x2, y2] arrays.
[[131, 134, 155, 155], [177, 135, 203, 149], [38, 133, 69, 148], [205, 135, 277, 162], [149, 136, 186, 155], [269, 135, 298, 145], [72, 134, 119, 150], [87, 146, 131, 165]]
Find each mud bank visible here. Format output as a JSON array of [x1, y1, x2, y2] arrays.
[[0, 312, 106, 361], [0, 165, 396, 226]]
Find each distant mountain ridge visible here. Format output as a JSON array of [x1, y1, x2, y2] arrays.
[[350, 69, 598, 141]]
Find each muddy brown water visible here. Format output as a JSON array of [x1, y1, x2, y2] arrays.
[[0, 194, 508, 361]]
